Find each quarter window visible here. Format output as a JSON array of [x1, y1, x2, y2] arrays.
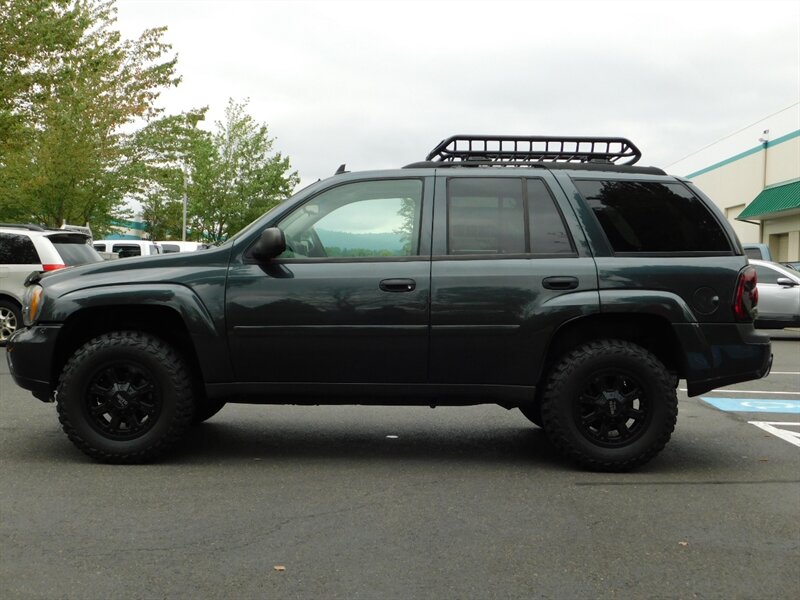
[[574, 180, 730, 253], [277, 179, 423, 259]]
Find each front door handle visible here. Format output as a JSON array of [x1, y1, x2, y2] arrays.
[[379, 278, 416, 293], [542, 276, 579, 290]]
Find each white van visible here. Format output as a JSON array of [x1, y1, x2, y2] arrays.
[[156, 241, 207, 253], [93, 240, 162, 258]]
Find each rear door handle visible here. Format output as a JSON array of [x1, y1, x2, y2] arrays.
[[379, 278, 416, 293], [542, 276, 579, 290]]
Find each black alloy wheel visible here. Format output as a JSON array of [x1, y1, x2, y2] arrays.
[[57, 331, 195, 463], [540, 339, 677, 471], [574, 370, 651, 448], [84, 361, 162, 440]]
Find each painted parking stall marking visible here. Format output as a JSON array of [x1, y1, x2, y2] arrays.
[[748, 422, 800, 448], [700, 398, 800, 413]]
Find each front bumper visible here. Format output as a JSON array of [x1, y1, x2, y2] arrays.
[[6, 325, 61, 402], [676, 323, 772, 396]]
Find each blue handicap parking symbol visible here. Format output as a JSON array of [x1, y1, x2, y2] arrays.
[[701, 397, 800, 414]]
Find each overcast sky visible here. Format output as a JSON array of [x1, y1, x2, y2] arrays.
[[115, 0, 800, 188]]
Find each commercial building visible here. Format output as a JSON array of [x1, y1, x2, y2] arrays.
[[668, 103, 800, 261]]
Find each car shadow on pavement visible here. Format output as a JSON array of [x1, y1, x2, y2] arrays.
[[174, 420, 570, 469]]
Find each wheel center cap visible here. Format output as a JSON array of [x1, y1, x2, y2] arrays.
[[108, 383, 133, 409], [602, 390, 624, 416]]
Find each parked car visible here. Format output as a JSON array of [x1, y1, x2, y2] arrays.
[[6, 135, 772, 470], [0, 224, 103, 344], [156, 241, 208, 253], [781, 262, 800, 272], [743, 243, 772, 261], [749, 259, 800, 329], [93, 239, 162, 258]]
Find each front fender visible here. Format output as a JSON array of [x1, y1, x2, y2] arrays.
[[50, 284, 220, 338], [43, 283, 231, 383]]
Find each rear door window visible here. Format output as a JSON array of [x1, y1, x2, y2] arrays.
[[445, 178, 574, 256], [447, 178, 525, 255], [0, 233, 39, 264], [527, 179, 574, 255], [573, 180, 731, 253]]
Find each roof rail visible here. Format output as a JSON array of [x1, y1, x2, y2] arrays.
[[425, 135, 642, 166], [0, 223, 47, 231]]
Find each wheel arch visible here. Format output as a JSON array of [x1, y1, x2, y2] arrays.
[[0, 293, 22, 308], [539, 312, 686, 389], [51, 304, 210, 397]]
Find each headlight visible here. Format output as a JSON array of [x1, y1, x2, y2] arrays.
[[22, 285, 44, 326]]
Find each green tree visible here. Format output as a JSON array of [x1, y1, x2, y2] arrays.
[[0, 0, 179, 229], [126, 108, 207, 240], [187, 99, 299, 243]]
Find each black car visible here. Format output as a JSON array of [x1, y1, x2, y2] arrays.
[[6, 135, 772, 470]]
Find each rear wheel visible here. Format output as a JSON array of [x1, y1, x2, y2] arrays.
[[0, 299, 22, 345], [540, 339, 677, 471], [56, 331, 195, 463]]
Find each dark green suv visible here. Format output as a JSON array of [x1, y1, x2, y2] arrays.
[[6, 135, 772, 470]]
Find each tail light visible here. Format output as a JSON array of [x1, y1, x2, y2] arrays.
[[41, 264, 66, 272], [733, 266, 758, 321]]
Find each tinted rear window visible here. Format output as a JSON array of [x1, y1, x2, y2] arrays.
[[527, 179, 574, 255], [0, 233, 39, 264], [574, 180, 731, 253], [47, 234, 103, 266], [447, 178, 526, 255]]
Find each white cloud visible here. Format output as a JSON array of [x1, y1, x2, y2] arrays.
[[116, 0, 800, 186]]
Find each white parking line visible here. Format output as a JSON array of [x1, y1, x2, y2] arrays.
[[681, 389, 800, 395], [749, 421, 800, 448]]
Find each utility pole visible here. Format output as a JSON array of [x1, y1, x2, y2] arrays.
[[757, 129, 769, 244]]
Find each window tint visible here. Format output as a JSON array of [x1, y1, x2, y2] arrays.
[[112, 244, 142, 257], [0, 233, 39, 264], [278, 179, 423, 259], [161, 244, 180, 253], [574, 180, 731, 253], [754, 264, 781, 285], [447, 178, 525, 255], [48, 236, 103, 266], [527, 179, 573, 254]]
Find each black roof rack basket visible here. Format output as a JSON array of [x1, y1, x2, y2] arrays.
[[425, 135, 642, 166]]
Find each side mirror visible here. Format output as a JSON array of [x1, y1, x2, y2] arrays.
[[250, 227, 286, 261], [776, 277, 798, 287]]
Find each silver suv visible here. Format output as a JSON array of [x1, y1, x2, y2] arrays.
[[0, 225, 103, 344]]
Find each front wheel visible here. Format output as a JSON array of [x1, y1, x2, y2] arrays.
[[56, 332, 195, 463], [0, 299, 22, 345], [540, 339, 677, 471]]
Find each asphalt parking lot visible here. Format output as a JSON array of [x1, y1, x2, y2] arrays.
[[1, 334, 798, 600]]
